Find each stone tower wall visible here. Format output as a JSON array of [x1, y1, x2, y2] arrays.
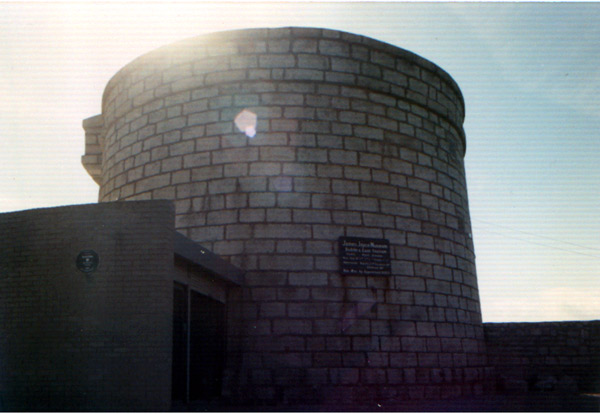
[[87, 27, 490, 403]]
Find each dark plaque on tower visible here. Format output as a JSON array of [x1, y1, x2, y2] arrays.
[[338, 237, 391, 276]]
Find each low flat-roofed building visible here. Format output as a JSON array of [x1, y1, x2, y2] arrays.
[[0, 200, 243, 411]]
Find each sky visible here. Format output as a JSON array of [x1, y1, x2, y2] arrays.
[[1, 1, 599, 322]]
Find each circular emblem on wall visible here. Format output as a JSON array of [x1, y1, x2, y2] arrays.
[[76, 250, 99, 274]]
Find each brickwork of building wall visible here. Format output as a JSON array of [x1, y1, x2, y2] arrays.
[[0, 201, 174, 411], [485, 321, 600, 393], [86, 27, 492, 403]]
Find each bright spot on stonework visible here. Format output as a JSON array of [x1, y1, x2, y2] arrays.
[[234, 109, 257, 138]]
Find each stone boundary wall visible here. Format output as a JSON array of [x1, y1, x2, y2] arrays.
[[484, 321, 600, 393], [0, 201, 174, 411], [89, 27, 491, 404]]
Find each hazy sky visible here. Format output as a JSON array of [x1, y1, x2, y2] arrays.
[[1, 1, 599, 322]]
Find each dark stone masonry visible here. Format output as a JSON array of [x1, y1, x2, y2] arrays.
[[1, 28, 598, 411], [485, 321, 600, 394]]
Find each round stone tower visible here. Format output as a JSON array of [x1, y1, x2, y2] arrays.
[[83, 27, 491, 404]]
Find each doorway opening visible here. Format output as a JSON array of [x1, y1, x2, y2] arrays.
[[172, 283, 226, 403]]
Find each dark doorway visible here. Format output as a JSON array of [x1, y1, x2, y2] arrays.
[[172, 283, 188, 402], [189, 290, 226, 400], [172, 283, 226, 402]]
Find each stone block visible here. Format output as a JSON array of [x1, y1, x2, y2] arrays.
[[360, 182, 397, 200], [332, 211, 361, 225], [135, 174, 170, 193], [260, 146, 296, 162], [367, 352, 389, 368], [344, 166, 370, 181], [293, 209, 332, 224], [315, 256, 339, 271], [225, 224, 252, 239], [259, 255, 314, 274], [236, 177, 267, 192], [293, 177, 331, 193], [285, 69, 325, 81], [190, 165, 223, 181], [288, 272, 328, 286], [310, 287, 343, 301], [283, 162, 316, 177], [212, 147, 259, 164], [204, 70, 247, 85], [261, 92, 304, 106], [332, 179, 359, 195], [270, 119, 298, 132], [275, 240, 303, 254], [276, 287, 309, 302], [331, 57, 360, 73], [330, 368, 360, 385], [317, 134, 343, 148], [266, 208, 291, 222], [239, 209, 265, 223], [206, 210, 237, 225], [371, 320, 392, 335], [347, 196, 378, 212], [390, 353, 418, 368], [249, 162, 281, 176], [352, 336, 379, 352], [354, 125, 384, 140], [301, 120, 331, 134], [362, 213, 395, 228], [428, 307, 446, 322], [206, 121, 233, 136], [277, 193, 311, 208], [329, 149, 358, 165], [297, 148, 328, 163], [268, 177, 293, 192], [342, 352, 367, 367], [312, 194, 346, 210], [313, 352, 342, 368], [391, 321, 416, 336], [319, 40, 350, 57], [414, 293, 434, 307], [260, 302, 286, 318], [426, 338, 442, 353], [272, 319, 312, 335], [306, 368, 329, 384], [208, 178, 236, 194], [420, 250, 444, 265], [249, 193, 276, 207]]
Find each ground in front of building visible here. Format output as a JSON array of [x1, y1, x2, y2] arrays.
[[175, 392, 600, 412]]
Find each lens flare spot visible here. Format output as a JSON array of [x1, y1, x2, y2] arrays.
[[234, 109, 257, 138]]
